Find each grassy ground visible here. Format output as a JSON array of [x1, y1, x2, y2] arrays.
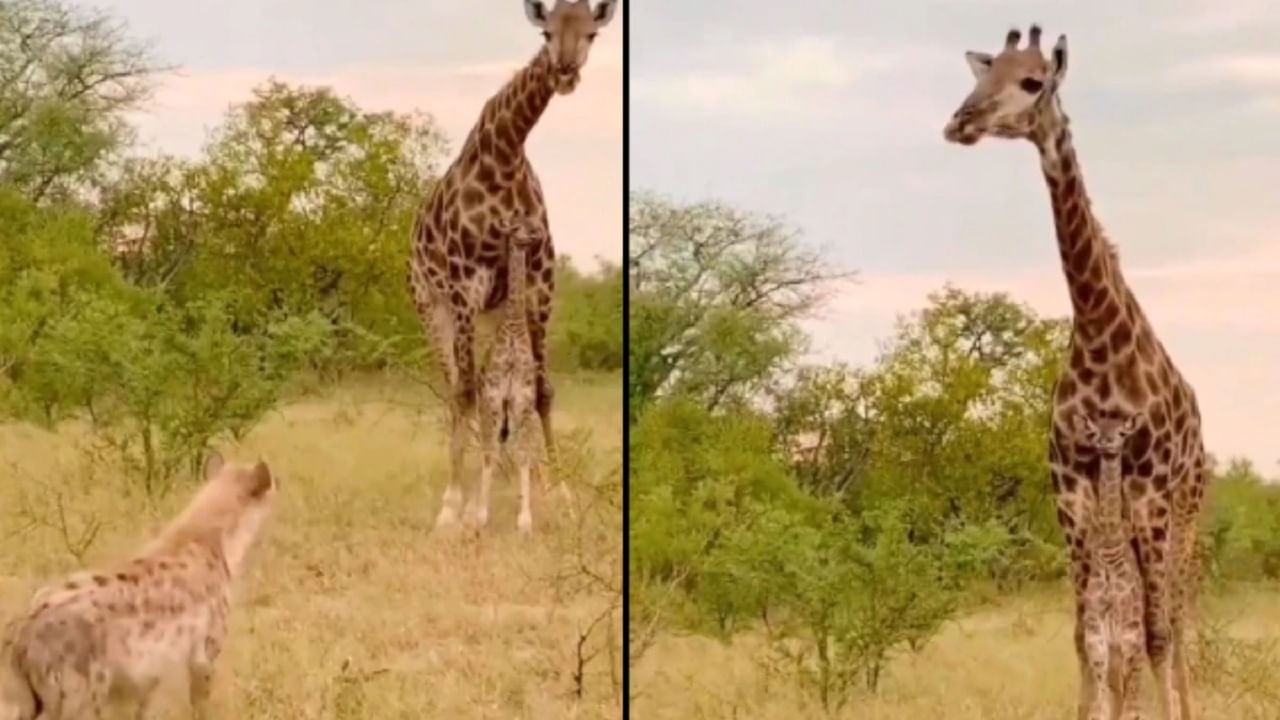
[[633, 584, 1280, 720], [0, 372, 622, 719]]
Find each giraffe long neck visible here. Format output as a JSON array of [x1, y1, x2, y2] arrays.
[[1033, 117, 1129, 344], [503, 241, 529, 334], [1096, 454, 1126, 547], [465, 48, 556, 169]]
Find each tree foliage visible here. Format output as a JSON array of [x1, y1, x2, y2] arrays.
[[0, 0, 161, 201], [627, 192, 853, 421], [2, 4, 623, 495]]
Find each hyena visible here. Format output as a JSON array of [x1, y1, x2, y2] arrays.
[[0, 452, 277, 719]]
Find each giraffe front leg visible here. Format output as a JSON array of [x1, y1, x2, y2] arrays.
[[1174, 466, 1206, 720], [1119, 617, 1146, 720], [516, 412, 537, 535], [435, 314, 477, 533], [1135, 495, 1180, 720], [473, 400, 498, 530], [1081, 606, 1111, 720], [527, 302, 573, 515]]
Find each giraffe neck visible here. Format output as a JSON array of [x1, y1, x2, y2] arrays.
[[1033, 117, 1129, 344], [1095, 455, 1126, 547], [465, 48, 556, 168], [503, 242, 529, 335]]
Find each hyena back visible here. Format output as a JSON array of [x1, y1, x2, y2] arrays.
[[0, 452, 276, 720]]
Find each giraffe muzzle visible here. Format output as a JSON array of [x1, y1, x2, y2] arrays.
[[944, 113, 981, 145]]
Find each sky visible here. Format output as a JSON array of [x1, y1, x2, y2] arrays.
[[632, 0, 1280, 472], [105, 0, 623, 270]]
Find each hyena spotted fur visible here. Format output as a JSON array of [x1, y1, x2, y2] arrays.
[[0, 452, 277, 720]]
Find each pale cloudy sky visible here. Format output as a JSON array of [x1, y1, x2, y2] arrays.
[[632, 0, 1280, 472], [107, 0, 623, 269]]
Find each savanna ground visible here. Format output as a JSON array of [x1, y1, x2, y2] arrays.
[[634, 584, 1280, 720], [0, 372, 622, 720]]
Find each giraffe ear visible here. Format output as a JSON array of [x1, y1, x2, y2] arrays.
[[593, 0, 618, 26], [1070, 412, 1093, 436], [1050, 34, 1068, 81], [524, 0, 548, 27], [964, 51, 993, 80], [1122, 413, 1143, 435]]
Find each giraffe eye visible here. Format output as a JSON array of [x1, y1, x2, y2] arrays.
[[1019, 78, 1044, 93], [587, 32, 598, 41], [542, 31, 551, 41]]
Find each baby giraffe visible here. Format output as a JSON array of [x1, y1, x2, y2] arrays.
[[474, 214, 544, 534], [1074, 412, 1147, 720], [0, 452, 276, 720]]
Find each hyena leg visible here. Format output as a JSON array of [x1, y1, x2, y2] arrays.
[[189, 663, 214, 720], [133, 679, 160, 720], [55, 676, 106, 720]]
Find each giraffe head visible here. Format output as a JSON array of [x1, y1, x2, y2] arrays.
[[1072, 412, 1144, 459], [524, 0, 618, 95], [944, 24, 1068, 146], [496, 214, 547, 250]]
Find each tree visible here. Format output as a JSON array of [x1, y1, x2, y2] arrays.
[[627, 193, 852, 422], [95, 81, 450, 371], [0, 0, 162, 202]]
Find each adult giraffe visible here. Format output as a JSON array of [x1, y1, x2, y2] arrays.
[[943, 25, 1207, 720], [408, 0, 618, 531]]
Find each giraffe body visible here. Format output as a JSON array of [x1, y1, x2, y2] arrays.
[[1074, 412, 1146, 720], [407, 1, 616, 531], [944, 25, 1208, 720]]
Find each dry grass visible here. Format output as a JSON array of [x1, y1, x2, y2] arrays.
[[0, 372, 622, 719], [632, 584, 1280, 720]]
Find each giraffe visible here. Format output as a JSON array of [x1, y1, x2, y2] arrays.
[[476, 215, 543, 534], [1073, 411, 1147, 720], [942, 24, 1208, 720], [407, 0, 618, 531]]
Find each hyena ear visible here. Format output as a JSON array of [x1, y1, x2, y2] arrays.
[[250, 460, 274, 498], [203, 450, 225, 480]]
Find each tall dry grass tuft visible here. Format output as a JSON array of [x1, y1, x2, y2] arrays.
[[633, 585, 1280, 720]]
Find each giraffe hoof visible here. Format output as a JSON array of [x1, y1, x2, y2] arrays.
[[517, 512, 533, 534], [434, 506, 461, 531]]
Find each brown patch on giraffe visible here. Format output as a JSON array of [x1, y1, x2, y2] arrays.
[[1109, 321, 1134, 353], [1097, 373, 1112, 401]]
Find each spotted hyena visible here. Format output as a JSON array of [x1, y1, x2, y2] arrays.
[[0, 452, 277, 720]]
